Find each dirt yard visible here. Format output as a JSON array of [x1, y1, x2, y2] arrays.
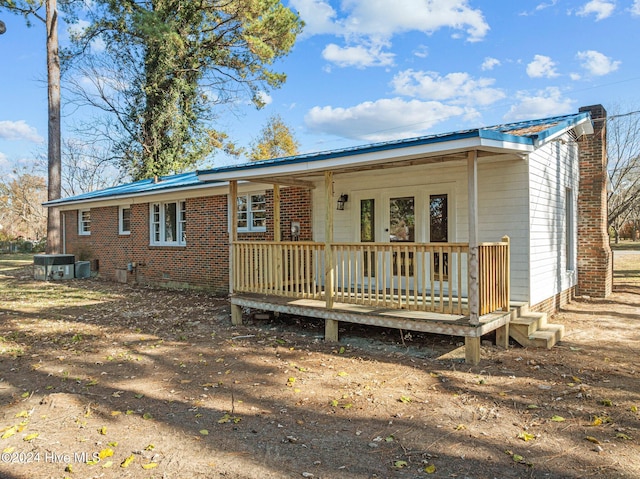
[[0, 252, 638, 479]]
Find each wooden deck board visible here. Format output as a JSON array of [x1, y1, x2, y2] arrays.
[[231, 293, 509, 339]]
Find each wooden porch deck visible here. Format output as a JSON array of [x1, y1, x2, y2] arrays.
[[231, 292, 511, 364]]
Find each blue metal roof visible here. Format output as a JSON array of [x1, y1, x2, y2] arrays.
[[47, 110, 591, 207], [197, 111, 591, 176], [45, 171, 224, 206]]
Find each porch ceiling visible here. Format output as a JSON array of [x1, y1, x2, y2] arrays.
[[206, 148, 515, 188]]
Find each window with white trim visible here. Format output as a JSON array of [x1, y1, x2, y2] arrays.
[[78, 209, 91, 235], [119, 206, 131, 235], [237, 193, 266, 232], [150, 201, 186, 246]]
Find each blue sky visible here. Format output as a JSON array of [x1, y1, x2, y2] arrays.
[[1, 0, 639, 175]]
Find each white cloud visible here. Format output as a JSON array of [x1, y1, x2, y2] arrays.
[[68, 19, 106, 53], [290, 0, 341, 37], [481, 57, 501, 71], [291, 0, 489, 68], [632, 0, 640, 15], [391, 70, 505, 106], [576, 0, 616, 20], [577, 50, 621, 75], [503, 87, 575, 121], [256, 91, 272, 106], [526, 55, 559, 78], [519, 1, 558, 16], [292, 0, 489, 41], [0, 120, 44, 143], [413, 45, 429, 59], [304, 98, 469, 141], [0, 152, 9, 170], [322, 42, 395, 68]]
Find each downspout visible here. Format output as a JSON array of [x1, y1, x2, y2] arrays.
[[61, 212, 66, 254]]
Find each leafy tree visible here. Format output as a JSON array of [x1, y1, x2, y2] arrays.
[[1, 0, 63, 252], [249, 114, 300, 161], [65, 0, 303, 180], [607, 107, 640, 243]]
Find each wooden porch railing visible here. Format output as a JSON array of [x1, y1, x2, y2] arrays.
[[233, 239, 509, 317]]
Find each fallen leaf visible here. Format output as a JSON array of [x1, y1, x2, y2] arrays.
[[142, 462, 158, 469], [424, 464, 436, 474], [1, 426, 17, 439], [399, 396, 411, 403], [393, 460, 407, 468], [23, 433, 39, 441], [15, 411, 30, 418], [99, 426, 107, 435], [585, 436, 601, 444], [200, 429, 209, 435], [337, 371, 348, 377], [518, 432, 536, 442], [551, 415, 565, 422], [616, 433, 632, 440], [121, 454, 135, 468], [98, 448, 114, 460], [102, 461, 113, 468], [2, 447, 15, 454]]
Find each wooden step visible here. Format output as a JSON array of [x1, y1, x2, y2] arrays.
[[509, 323, 565, 349], [510, 312, 547, 335], [509, 301, 529, 320]]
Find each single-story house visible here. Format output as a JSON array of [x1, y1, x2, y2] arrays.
[[45, 105, 613, 364]]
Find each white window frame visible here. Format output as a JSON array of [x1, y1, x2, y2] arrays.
[[78, 209, 91, 236], [119, 205, 131, 235], [149, 200, 186, 246], [237, 192, 267, 232]]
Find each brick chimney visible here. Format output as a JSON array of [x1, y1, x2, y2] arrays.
[[577, 104, 612, 298]]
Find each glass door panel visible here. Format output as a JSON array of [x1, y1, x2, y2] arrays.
[[430, 194, 448, 278], [389, 196, 414, 278]]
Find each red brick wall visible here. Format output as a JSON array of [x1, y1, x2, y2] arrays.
[[577, 105, 613, 298], [62, 187, 312, 294], [530, 286, 575, 316]]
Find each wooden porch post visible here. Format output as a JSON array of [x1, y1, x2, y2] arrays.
[[466, 150, 480, 364], [324, 171, 339, 341], [229, 180, 242, 326], [495, 235, 511, 349], [273, 184, 281, 242]]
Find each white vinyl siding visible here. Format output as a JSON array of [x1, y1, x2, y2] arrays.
[[527, 135, 579, 305], [312, 158, 531, 302]]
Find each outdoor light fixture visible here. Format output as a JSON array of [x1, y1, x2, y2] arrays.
[[337, 194, 348, 210]]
